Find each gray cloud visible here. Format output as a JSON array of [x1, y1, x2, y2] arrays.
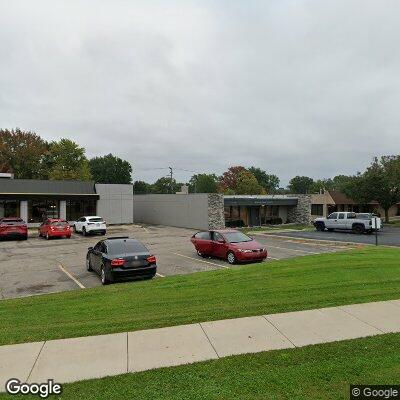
[[1, 0, 400, 185]]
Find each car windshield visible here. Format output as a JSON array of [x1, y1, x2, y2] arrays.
[[223, 232, 253, 243], [107, 239, 148, 255], [51, 221, 68, 226], [89, 218, 103, 222]]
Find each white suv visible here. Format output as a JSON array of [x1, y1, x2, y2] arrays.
[[73, 216, 107, 236]]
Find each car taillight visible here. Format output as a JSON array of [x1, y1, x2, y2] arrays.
[[111, 258, 125, 267], [146, 255, 157, 264]]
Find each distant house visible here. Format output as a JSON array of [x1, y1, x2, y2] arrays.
[[311, 191, 400, 218]]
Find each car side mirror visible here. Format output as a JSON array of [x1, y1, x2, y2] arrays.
[[88, 246, 93, 251]]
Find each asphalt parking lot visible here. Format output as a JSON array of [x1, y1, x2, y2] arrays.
[[0, 224, 358, 300], [266, 225, 400, 246]]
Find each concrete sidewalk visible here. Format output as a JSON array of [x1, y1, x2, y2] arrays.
[[1, 299, 400, 391]]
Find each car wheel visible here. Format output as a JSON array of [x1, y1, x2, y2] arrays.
[[66, 235, 71, 239], [82, 227, 87, 236], [353, 224, 364, 234], [197, 250, 206, 258], [101, 265, 109, 285], [227, 251, 236, 265], [101, 231, 106, 236], [366, 230, 373, 235], [46, 232, 50, 240], [86, 257, 92, 271], [327, 228, 334, 232], [315, 222, 325, 231]]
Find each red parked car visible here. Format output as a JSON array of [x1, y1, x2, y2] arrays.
[[191, 229, 268, 264], [0, 217, 28, 240], [38, 219, 71, 240]]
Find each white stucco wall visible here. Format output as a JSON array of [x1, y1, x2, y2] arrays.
[[132, 194, 210, 230], [95, 184, 133, 225]]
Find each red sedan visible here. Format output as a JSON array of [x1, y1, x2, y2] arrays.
[[0, 217, 28, 240], [38, 219, 71, 240], [191, 229, 268, 264]]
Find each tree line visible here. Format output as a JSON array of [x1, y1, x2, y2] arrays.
[[0, 128, 132, 184], [2, 129, 399, 222]]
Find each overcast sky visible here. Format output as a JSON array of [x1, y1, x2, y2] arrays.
[[1, 0, 399, 185]]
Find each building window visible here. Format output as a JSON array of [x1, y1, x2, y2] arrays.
[[311, 204, 324, 216], [66, 199, 97, 221], [0, 200, 20, 218], [28, 200, 59, 223]]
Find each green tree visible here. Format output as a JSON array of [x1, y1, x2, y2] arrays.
[[133, 180, 151, 194], [189, 174, 218, 193], [236, 170, 264, 195], [288, 176, 314, 194], [152, 176, 182, 194], [343, 156, 400, 222], [341, 174, 368, 204], [89, 154, 132, 184], [0, 128, 48, 179], [248, 167, 280, 193], [47, 139, 91, 181], [218, 166, 246, 193], [332, 175, 353, 192], [310, 178, 334, 193]]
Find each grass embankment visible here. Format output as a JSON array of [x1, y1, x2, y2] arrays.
[[1, 333, 399, 399], [0, 247, 399, 346]]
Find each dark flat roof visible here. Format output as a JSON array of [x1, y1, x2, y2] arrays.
[[0, 179, 99, 199], [224, 195, 298, 206]]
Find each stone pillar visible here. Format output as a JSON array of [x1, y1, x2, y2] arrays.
[[60, 200, 66, 220], [20, 201, 28, 223], [207, 194, 225, 229], [287, 194, 312, 224]]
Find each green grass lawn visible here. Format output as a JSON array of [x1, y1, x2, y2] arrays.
[[385, 220, 400, 227], [0, 247, 399, 346], [1, 333, 399, 399]]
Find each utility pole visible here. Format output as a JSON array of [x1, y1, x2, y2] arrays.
[[169, 167, 173, 194]]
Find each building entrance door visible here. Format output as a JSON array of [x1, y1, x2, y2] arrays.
[[248, 206, 260, 226]]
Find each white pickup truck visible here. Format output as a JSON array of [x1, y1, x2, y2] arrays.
[[314, 212, 382, 234]]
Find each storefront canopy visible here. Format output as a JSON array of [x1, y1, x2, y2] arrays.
[[224, 195, 298, 206], [0, 179, 99, 200]]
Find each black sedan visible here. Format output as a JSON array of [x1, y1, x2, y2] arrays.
[[86, 237, 157, 285]]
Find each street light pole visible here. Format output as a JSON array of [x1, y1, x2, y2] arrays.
[[169, 167, 173, 194]]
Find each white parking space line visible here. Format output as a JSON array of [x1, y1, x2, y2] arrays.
[[173, 253, 230, 269], [156, 272, 165, 278], [58, 264, 85, 289], [267, 256, 280, 260]]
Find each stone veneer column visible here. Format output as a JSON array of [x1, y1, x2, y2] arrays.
[[20, 200, 28, 222], [59, 200, 67, 220], [207, 194, 225, 229], [287, 194, 312, 224]]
